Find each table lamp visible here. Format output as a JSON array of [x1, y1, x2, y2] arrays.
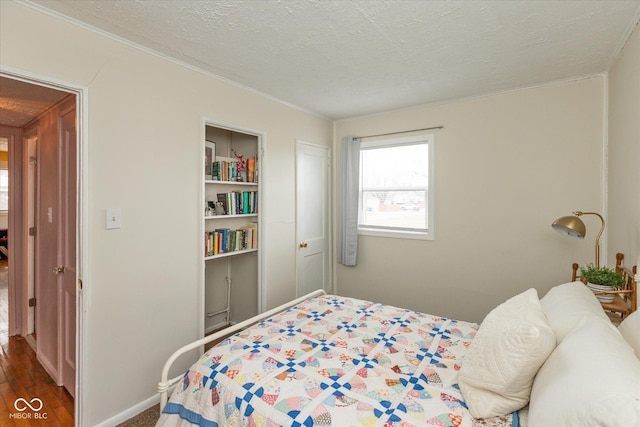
[[551, 211, 605, 268]]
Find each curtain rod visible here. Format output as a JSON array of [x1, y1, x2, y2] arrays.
[[357, 125, 443, 140]]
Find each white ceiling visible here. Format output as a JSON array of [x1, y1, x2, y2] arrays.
[[19, 1, 640, 119]]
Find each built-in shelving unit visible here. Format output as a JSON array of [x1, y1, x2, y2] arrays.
[[203, 124, 261, 334]]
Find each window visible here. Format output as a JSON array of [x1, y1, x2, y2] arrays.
[[0, 137, 7, 212], [0, 169, 7, 211], [358, 134, 433, 239]]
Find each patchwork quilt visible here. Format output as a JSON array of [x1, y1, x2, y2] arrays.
[[159, 295, 519, 427]]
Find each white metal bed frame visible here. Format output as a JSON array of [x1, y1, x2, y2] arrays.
[[158, 289, 327, 413]]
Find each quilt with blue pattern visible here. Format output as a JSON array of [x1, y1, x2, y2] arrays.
[[160, 295, 517, 427]]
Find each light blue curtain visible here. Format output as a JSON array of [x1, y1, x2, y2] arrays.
[[338, 136, 360, 266]]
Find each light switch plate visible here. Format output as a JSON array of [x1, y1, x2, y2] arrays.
[[106, 208, 122, 229]]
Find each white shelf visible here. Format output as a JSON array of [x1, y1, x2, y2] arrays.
[[205, 214, 258, 220], [205, 180, 257, 186], [204, 248, 258, 261]]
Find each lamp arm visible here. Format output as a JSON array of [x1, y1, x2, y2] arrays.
[[574, 211, 605, 268]]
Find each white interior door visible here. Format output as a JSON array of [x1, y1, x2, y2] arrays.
[[34, 101, 77, 396], [296, 141, 330, 296], [59, 107, 77, 397], [36, 106, 61, 384]]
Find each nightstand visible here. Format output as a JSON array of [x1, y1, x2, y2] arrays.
[[571, 253, 637, 324]]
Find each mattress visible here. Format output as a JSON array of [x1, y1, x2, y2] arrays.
[[158, 295, 520, 427]]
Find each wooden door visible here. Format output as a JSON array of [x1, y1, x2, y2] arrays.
[[59, 107, 76, 397], [296, 141, 330, 296]]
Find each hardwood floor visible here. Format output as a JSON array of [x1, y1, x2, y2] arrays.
[[0, 260, 74, 426]]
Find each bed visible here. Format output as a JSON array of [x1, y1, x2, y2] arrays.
[[157, 259, 640, 427]]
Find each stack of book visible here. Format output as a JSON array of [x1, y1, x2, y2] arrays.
[[205, 223, 258, 256]]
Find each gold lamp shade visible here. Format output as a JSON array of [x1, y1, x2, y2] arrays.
[[551, 215, 586, 239], [551, 211, 604, 268]]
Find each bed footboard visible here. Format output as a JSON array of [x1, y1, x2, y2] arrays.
[[158, 289, 327, 413]]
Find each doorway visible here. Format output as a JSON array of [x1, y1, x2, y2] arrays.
[[0, 74, 81, 424]]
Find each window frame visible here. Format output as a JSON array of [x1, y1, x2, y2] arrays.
[[357, 134, 434, 240], [0, 169, 7, 212]]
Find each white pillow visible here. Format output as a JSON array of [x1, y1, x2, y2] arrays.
[[619, 310, 640, 360], [540, 281, 610, 342], [529, 317, 640, 427], [458, 288, 556, 419]]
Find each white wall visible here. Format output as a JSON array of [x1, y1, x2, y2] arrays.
[[335, 77, 605, 323], [0, 2, 332, 424], [608, 23, 640, 267]]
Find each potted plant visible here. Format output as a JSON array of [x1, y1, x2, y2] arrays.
[[579, 263, 625, 302]]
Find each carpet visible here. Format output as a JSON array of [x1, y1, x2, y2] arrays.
[[117, 404, 160, 427]]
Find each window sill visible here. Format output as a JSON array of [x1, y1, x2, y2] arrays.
[[358, 227, 434, 241]]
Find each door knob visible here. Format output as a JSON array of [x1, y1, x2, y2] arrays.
[[299, 242, 308, 248], [53, 266, 66, 274]]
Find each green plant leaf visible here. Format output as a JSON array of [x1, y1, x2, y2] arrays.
[[578, 263, 625, 288]]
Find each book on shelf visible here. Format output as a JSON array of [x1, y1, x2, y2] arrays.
[[244, 222, 258, 249], [211, 156, 236, 182], [211, 161, 219, 181], [205, 222, 258, 257], [210, 155, 258, 183], [247, 157, 256, 183], [214, 191, 258, 216]]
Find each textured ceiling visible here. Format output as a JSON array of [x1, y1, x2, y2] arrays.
[[16, 1, 640, 119], [0, 77, 71, 127]]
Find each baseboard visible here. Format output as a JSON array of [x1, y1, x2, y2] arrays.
[[36, 352, 62, 386], [98, 322, 240, 426], [24, 334, 36, 351], [93, 393, 159, 427]]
